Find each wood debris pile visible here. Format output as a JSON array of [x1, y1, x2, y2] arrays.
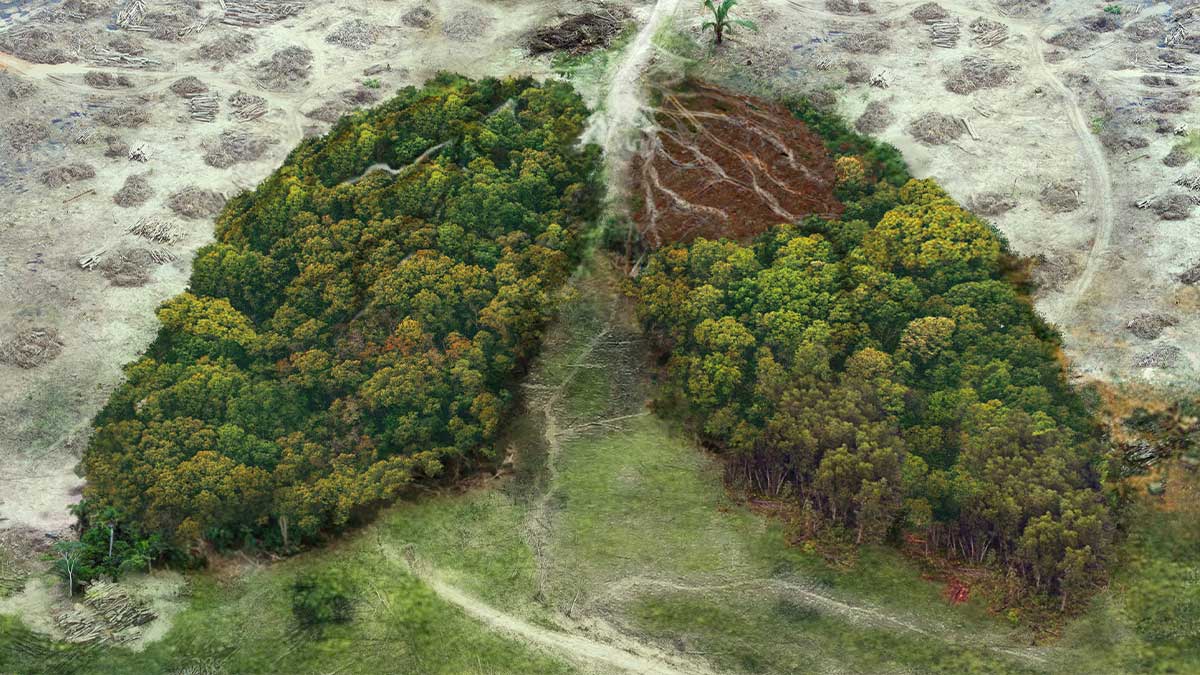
[[189, 93, 220, 122], [928, 19, 960, 48], [229, 91, 268, 121], [969, 17, 1008, 47], [85, 581, 156, 631], [526, 9, 627, 56], [0, 327, 64, 368], [221, 0, 303, 28], [127, 216, 178, 243], [115, 0, 146, 29], [54, 610, 107, 644], [88, 47, 160, 69]]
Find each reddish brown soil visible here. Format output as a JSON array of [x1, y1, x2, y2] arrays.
[[631, 82, 843, 247]]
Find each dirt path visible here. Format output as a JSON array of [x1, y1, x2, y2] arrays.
[[1024, 30, 1115, 321], [582, 0, 681, 183], [380, 539, 708, 675]]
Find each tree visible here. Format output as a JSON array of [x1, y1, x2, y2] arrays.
[[701, 0, 757, 45], [48, 541, 84, 595]]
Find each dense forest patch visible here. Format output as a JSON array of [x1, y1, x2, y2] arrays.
[[631, 82, 843, 248], [633, 89, 1112, 604], [78, 74, 601, 570]]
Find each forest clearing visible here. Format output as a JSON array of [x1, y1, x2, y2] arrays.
[[0, 0, 1198, 673]]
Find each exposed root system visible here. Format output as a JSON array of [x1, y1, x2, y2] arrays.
[[631, 82, 842, 247]]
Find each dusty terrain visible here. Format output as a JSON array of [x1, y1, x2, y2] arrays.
[[0, 0, 635, 538], [733, 0, 1200, 389]]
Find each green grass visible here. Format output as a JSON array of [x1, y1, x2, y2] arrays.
[[5, 259, 1199, 674], [0, 527, 574, 675]]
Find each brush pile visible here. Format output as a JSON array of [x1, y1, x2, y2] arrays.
[[854, 100, 893, 133], [255, 46, 312, 90], [189, 94, 220, 122], [0, 27, 71, 64], [841, 31, 889, 54], [99, 248, 155, 286], [526, 9, 627, 56], [113, 173, 152, 207], [1047, 27, 1096, 50], [0, 328, 65, 369], [85, 72, 134, 89], [444, 10, 492, 42], [127, 216, 177, 243], [969, 17, 1008, 47], [402, 6, 434, 29], [944, 56, 1016, 94], [170, 76, 208, 97], [906, 112, 963, 145], [229, 91, 267, 121], [203, 130, 272, 167], [2, 73, 37, 100], [197, 32, 256, 62], [1135, 345, 1182, 368], [42, 163, 96, 188], [325, 19, 380, 50], [1126, 313, 1178, 340], [85, 582, 156, 631], [968, 191, 1017, 216], [5, 119, 50, 152], [909, 2, 947, 21], [168, 186, 226, 219], [1038, 180, 1081, 213], [95, 105, 150, 128], [222, 0, 302, 27]]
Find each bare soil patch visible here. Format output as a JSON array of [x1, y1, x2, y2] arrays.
[[631, 82, 842, 247]]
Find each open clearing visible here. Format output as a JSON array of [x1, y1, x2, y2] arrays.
[[2, 0, 1200, 672]]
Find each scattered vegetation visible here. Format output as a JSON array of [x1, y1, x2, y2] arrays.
[[701, 0, 757, 45]]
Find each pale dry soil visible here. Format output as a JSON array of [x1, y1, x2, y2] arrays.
[[0, 0, 651, 537]]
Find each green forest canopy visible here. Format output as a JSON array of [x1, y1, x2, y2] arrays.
[[633, 100, 1113, 602], [81, 74, 601, 564]]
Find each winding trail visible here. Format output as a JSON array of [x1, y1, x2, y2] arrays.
[[1025, 30, 1115, 320], [380, 540, 707, 675]]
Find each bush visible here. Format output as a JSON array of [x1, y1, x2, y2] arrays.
[[291, 572, 354, 628]]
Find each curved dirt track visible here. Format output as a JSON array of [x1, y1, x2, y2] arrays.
[[1024, 28, 1115, 321], [380, 541, 711, 675]]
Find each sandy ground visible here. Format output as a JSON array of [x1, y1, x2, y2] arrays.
[[0, 0, 644, 537]]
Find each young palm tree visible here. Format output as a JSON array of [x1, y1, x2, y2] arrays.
[[702, 0, 758, 45]]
